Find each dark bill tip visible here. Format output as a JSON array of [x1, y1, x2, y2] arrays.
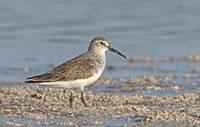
[[109, 47, 127, 59]]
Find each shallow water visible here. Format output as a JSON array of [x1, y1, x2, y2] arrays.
[[0, 0, 200, 126], [0, 0, 200, 81]]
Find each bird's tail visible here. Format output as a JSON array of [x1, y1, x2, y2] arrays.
[[25, 73, 52, 83]]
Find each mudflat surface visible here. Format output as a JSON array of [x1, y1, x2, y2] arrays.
[[0, 78, 199, 126]]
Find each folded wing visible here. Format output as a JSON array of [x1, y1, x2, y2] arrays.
[[25, 58, 100, 83]]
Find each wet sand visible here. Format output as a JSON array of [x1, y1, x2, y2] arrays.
[[0, 83, 199, 126]]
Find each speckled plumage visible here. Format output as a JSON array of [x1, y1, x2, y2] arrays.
[[25, 36, 127, 107], [25, 37, 127, 87], [25, 51, 105, 83]]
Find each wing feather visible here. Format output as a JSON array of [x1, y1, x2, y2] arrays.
[[25, 57, 101, 83]]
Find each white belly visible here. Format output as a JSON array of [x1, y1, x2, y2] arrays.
[[39, 67, 104, 90]]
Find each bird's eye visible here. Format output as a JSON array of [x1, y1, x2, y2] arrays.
[[101, 42, 104, 45]]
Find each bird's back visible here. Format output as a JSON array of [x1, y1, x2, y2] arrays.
[[25, 52, 105, 83]]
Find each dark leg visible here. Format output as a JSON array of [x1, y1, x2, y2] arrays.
[[81, 91, 87, 107], [69, 92, 73, 108]]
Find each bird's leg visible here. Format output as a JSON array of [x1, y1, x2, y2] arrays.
[[69, 92, 73, 108], [81, 91, 87, 107]]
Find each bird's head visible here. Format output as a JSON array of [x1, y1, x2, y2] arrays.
[[89, 37, 127, 59]]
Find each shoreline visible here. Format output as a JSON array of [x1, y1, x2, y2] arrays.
[[0, 86, 199, 126]]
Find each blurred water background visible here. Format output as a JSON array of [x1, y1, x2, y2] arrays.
[[0, 0, 200, 85]]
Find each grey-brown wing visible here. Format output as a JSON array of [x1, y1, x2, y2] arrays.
[[25, 73, 54, 83], [25, 58, 99, 83]]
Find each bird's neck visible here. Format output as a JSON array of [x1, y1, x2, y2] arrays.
[[88, 49, 106, 62]]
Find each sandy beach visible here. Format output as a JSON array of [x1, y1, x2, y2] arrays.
[[0, 77, 199, 126]]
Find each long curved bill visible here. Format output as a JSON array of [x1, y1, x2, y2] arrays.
[[109, 47, 127, 59]]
